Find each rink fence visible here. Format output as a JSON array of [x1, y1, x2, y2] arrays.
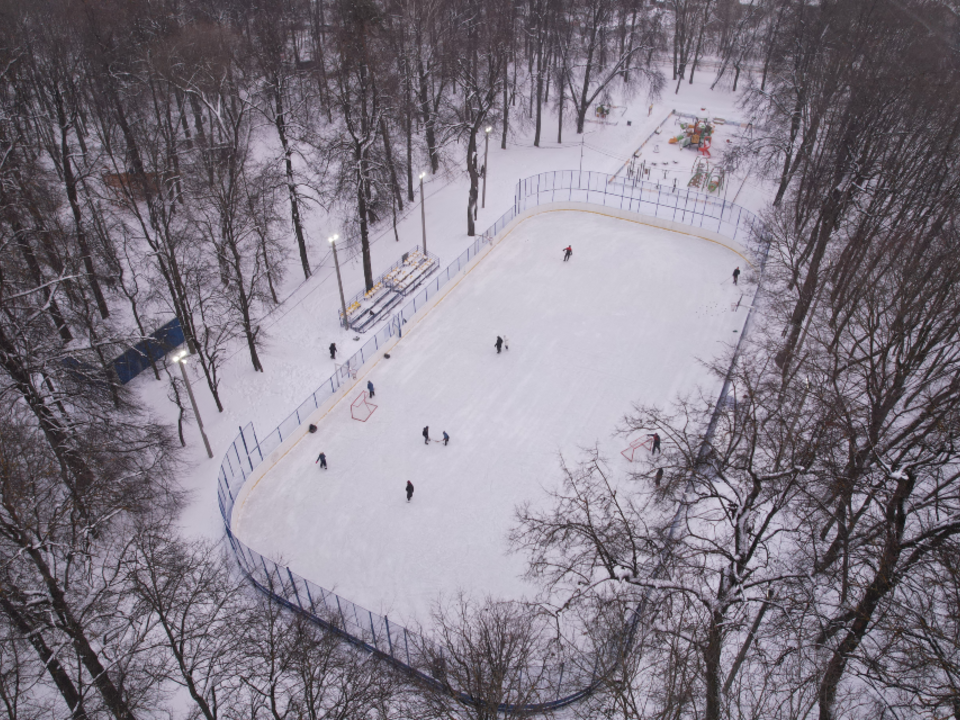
[[217, 169, 768, 711]]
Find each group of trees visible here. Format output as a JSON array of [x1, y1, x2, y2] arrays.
[[512, 2, 960, 720], [4, 0, 960, 718]]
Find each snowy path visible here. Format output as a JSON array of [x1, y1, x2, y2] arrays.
[[233, 210, 747, 626]]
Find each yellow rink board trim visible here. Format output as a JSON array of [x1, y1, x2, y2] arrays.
[[235, 207, 749, 513]]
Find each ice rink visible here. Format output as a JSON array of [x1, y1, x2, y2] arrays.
[[232, 210, 748, 626]]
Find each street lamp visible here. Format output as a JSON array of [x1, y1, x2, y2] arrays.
[[329, 234, 348, 329], [419, 172, 428, 256], [174, 350, 213, 459], [481, 126, 492, 209]]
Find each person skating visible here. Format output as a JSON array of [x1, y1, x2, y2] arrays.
[[367, 380, 375, 398], [732, 266, 740, 286], [329, 342, 337, 359], [563, 246, 573, 261], [495, 336, 503, 353], [654, 467, 663, 487], [315, 452, 327, 469], [406, 480, 414, 502], [422, 426, 430, 444], [442, 431, 450, 446], [648, 432, 661, 455]]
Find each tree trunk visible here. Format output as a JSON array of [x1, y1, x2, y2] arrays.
[[23, 544, 138, 720], [0, 595, 89, 719], [379, 116, 403, 212], [466, 131, 479, 236], [417, 55, 440, 173], [817, 473, 914, 720], [55, 96, 109, 320], [273, 80, 310, 280]]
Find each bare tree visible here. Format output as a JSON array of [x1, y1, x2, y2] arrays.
[[412, 595, 555, 720]]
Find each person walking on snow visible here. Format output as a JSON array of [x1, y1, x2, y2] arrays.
[[367, 380, 375, 398], [495, 336, 503, 353], [563, 246, 573, 261], [732, 267, 740, 286], [442, 431, 450, 446], [406, 481, 415, 502], [329, 342, 337, 359], [316, 452, 327, 469], [648, 432, 661, 455], [654, 467, 663, 487], [422, 426, 430, 444], [503, 335, 509, 350]]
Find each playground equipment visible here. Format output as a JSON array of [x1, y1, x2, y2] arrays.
[[668, 117, 715, 151], [688, 157, 710, 189], [688, 158, 725, 193], [706, 167, 725, 193]]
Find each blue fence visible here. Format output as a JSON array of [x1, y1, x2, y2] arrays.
[[481, 170, 763, 250], [218, 170, 767, 710]]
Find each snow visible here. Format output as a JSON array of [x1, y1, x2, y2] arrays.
[[131, 68, 766, 631], [232, 210, 747, 625]]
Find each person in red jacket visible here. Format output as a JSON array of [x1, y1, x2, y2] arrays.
[[563, 246, 573, 261]]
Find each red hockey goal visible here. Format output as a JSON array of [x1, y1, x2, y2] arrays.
[[350, 391, 378, 422], [621, 436, 652, 462]]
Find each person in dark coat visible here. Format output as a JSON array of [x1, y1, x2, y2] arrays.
[[654, 467, 663, 487], [422, 426, 430, 444], [648, 432, 661, 455], [732, 266, 740, 285], [442, 431, 450, 446], [563, 246, 573, 261], [406, 481, 414, 502], [495, 336, 503, 353], [367, 380, 375, 397], [316, 452, 327, 469], [329, 342, 337, 359]]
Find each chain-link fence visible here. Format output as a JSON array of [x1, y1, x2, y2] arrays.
[[217, 169, 767, 711]]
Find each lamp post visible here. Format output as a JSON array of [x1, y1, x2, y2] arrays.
[[481, 126, 492, 209], [419, 172, 428, 256], [329, 234, 348, 329], [174, 350, 213, 459]]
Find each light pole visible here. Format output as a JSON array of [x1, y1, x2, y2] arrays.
[[174, 350, 213, 459], [329, 234, 348, 329], [419, 172, 428, 256], [481, 126, 491, 209]]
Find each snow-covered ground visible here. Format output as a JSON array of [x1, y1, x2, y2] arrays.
[[134, 68, 767, 627]]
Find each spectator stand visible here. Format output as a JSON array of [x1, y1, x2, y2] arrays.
[[339, 246, 440, 333]]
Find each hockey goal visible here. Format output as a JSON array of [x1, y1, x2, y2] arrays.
[[350, 391, 378, 422], [336, 360, 358, 381], [621, 436, 652, 462]]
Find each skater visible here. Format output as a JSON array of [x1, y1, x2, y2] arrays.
[[329, 342, 337, 360], [406, 480, 414, 502], [648, 432, 661, 455], [316, 452, 327, 469], [422, 426, 430, 444], [367, 380, 375, 398], [563, 245, 573, 262], [495, 336, 503, 354], [442, 431, 450, 446], [732, 267, 740, 286], [654, 467, 663, 487]]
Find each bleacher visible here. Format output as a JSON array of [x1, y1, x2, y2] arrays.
[[340, 247, 439, 332]]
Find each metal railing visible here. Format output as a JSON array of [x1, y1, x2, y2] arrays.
[[218, 169, 767, 711]]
